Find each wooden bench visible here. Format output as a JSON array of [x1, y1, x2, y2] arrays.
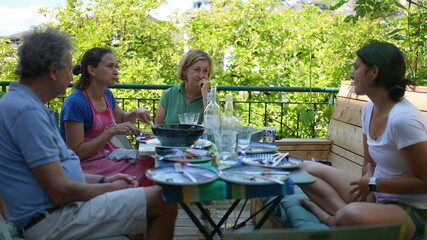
[[277, 80, 427, 175], [251, 80, 427, 229]]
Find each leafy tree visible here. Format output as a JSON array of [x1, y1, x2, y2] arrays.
[[41, 0, 184, 93], [183, 0, 390, 137], [332, 0, 427, 84], [0, 38, 17, 82], [39, 0, 185, 113], [1, 0, 420, 137]]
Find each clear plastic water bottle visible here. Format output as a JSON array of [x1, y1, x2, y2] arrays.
[[203, 86, 221, 141]]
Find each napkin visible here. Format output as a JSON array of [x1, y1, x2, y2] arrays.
[[107, 148, 138, 164]]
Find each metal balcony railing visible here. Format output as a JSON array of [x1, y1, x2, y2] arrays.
[[0, 81, 339, 138]]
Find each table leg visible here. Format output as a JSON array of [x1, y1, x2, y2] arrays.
[[180, 197, 282, 239], [253, 196, 284, 229], [179, 203, 212, 240], [228, 196, 283, 229], [196, 200, 241, 238], [230, 199, 248, 229]]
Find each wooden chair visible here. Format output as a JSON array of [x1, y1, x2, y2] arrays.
[[111, 135, 133, 149]]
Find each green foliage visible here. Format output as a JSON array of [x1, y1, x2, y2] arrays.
[[40, 0, 184, 94], [186, 1, 387, 85], [345, 0, 398, 20], [394, 1, 427, 84], [336, 0, 427, 84], [2, 0, 425, 137], [183, 0, 388, 137], [0, 38, 17, 82]]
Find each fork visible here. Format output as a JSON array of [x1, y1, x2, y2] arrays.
[[271, 152, 289, 166], [174, 163, 197, 182], [252, 153, 271, 164], [247, 174, 285, 184]]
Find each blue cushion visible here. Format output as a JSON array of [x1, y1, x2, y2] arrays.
[[260, 186, 330, 230]]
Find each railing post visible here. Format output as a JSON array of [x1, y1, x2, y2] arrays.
[[280, 102, 284, 138], [264, 103, 268, 127], [329, 92, 336, 106], [248, 102, 252, 124]]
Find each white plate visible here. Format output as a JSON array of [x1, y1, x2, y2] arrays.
[[245, 142, 279, 154], [161, 155, 212, 163], [218, 165, 288, 185], [135, 134, 156, 143], [145, 165, 218, 185], [146, 138, 212, 149], [138, 143, 156, 155], [242, 154, 303, 169], [156, 148, 212, 163]]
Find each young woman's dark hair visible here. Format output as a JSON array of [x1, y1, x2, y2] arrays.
[[73, 47, 113, 90], [356, 41, 416, 101]]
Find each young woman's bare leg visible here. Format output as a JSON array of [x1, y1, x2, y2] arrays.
[[299, 161, 360, 215], [335, 202, 416, 240], [300, 198, 335, 226]]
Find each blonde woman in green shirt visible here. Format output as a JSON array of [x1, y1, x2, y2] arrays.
[[155, 49, 214, 231], [155, 49, 213, 124]]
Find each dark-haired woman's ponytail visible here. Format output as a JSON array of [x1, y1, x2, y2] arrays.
[[389, 84, 405, 101], [389, 78, 417, 101], [72, 64, 82, 75]]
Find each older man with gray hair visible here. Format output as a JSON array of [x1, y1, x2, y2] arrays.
[[0, 27, 177, 240]]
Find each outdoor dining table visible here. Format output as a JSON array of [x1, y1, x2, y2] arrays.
[[138, 142, 315, 240]]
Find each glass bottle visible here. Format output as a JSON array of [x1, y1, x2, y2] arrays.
[[221, 96, 239, 130], [203, 86, 221, 141], [215, 96, 239, 166]]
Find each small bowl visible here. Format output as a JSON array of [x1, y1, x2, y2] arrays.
[[151, 124, 205, 147]]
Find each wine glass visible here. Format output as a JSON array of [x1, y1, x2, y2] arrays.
[[179, 112, 200, 125]]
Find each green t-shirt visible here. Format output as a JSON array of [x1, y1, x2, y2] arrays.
[[159, 82, 204, 124]]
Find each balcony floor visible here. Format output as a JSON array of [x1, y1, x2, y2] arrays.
[[174, 200, 255, 239]]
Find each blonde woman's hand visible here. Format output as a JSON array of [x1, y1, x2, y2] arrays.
[[198, 79, 210, 100]]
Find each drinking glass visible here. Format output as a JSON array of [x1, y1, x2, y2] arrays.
[[213, 129, 238, 168], [237, 126, 254, 157], [179, 112, 200, 125]]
